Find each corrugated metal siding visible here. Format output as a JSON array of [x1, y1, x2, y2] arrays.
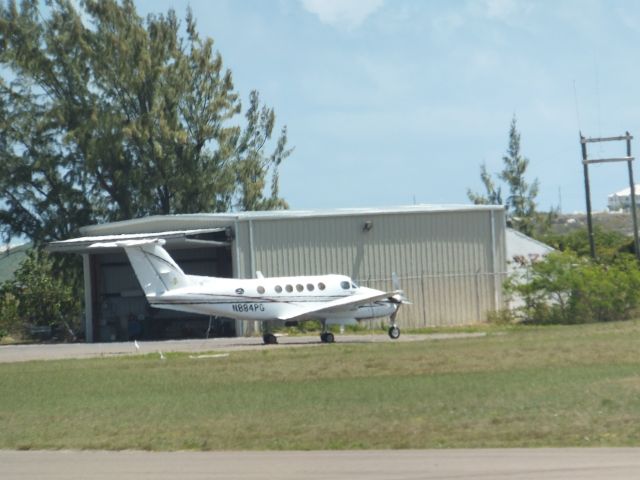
[[233, 220, 251, 279], [242, 209, 505, 328]]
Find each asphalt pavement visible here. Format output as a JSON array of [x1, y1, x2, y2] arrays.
[[3, 449, 640, 480], [0, 332, 485, 363]]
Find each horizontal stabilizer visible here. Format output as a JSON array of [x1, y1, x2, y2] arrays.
[[88, 239, 166, 249]]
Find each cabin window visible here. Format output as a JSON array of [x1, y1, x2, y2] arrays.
[[318, 282, 326, 290], [286, 284, 293, 293], [296, 284, 304, 292], [307, 283, 315, 291], [275, 285, 283, 293], [257, 286, 265, 294], [340, 281, 350, 290]]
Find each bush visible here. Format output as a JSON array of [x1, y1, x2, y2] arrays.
[[538, 227, 634, 261], [486, 308, 517, 325], [0, 291, 20, 340], [506, 251, 640, 324], [0, 249, 81, 341]]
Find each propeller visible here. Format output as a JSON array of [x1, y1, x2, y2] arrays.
[[390, 272, 411, 305], [388, 272, 411, 324]]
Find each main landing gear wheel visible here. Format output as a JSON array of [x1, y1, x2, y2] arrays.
[[388, 326, 401, 340], [263, 333, 278, 345], [320, 332, 335, 343]]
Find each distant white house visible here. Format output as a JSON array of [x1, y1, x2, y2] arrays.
[[608, 185, 640, 211]]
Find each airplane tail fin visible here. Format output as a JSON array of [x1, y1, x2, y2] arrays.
[[90, 239, 190, 296]]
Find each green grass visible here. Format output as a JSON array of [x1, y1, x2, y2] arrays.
[[3, 321, 640, 450]]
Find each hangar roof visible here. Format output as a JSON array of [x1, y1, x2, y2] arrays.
[[77, 204, 504, 237]]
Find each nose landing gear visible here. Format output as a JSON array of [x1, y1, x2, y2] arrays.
[[388, 307, 401, 340], [388, 325, 400, 339]]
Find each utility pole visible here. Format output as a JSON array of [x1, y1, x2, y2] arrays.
[[580, 131, 640, 261]]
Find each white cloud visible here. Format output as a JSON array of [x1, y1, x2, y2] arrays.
[[301, 0, 384, 30]]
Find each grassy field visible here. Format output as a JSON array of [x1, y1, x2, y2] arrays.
[[3, 321, 640, 450]]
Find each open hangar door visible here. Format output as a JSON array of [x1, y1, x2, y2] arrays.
[[94, 244, 235, 342], [50, 228, 236, 342]]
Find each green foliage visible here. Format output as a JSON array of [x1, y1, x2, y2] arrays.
[[500, 116, 539, 235], [468, 115, 540, 236], [538, 227, 635, 261], [0, 249, 81, 340], [506, 251, 640, 324], [0, 0, 291, 245], [0, 292, 18, 339], [486, 308, 517, 325], [467, 163, 503, 206]]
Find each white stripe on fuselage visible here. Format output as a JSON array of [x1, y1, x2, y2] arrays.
[[146, 274, 395, 321]]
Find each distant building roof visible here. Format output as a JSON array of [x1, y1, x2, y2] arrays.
[[608, 185, 640, 198], [506, 228, 553, 273], [0, 243, 30, 284]]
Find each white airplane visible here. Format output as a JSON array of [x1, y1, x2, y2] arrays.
[[89, 238, 409, 344]]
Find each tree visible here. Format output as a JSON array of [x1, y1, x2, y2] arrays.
[[466, 163, 502, 206], [0, 249, 82, 340], [0, 0, 291, 245], [500, 116, 539, 235], [468, 116, 539, 235]]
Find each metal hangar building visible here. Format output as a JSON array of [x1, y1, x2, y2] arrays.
[[49, 204, 507, 342]]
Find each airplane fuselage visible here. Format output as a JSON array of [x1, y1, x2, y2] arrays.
[[146, 273, 398, 324], [88, 238, 406, 343]]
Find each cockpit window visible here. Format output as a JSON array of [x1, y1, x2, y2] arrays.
[[351, 283, 358, 289], [340, 281, 350, 290]]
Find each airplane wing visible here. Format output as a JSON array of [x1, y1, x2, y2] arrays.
[[277, 289, 402, 321]]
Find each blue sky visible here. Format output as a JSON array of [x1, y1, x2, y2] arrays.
[[135, 0, 640, 213]]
